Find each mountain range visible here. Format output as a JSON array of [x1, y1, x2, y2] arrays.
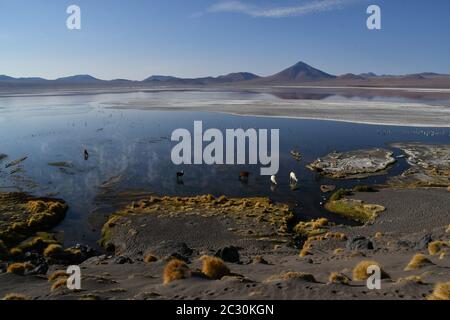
[[2, 61, 450, 89]]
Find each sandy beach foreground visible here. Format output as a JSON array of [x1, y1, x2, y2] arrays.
[[0, 188, 448, 300]]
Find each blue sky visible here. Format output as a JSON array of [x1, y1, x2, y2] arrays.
[[1, 0, 450, 80]]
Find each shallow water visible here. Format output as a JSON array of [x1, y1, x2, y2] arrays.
[[0, 91, 449, 247]]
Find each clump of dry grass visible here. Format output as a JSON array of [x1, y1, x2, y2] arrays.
[[328, 272, 351, 285], [200, 256, 230, 280], [299, 247, 311, 257], [374, 232, 383, 239], [2, 293, 28, 300], [9, 247, 22, 257], [163, 259, 191, 284], [48, 270, 68, 282], [333, 248, 344, 255], [446, 224, 450, 233], [51, 277, 68, 292], [6, 262, 34, 275], [43, 244, 64, 259], [78, 294, 101, 300], [294, 218, 331, 238], [396, 275, 424, 285], [428, 241, 449, 256], [144, 253, 158, 263], [352, 260, 389, 281], [427, 282, 450, 300], [404, 254, 434, 271], [325, 232, 347, 241], [313, 218, 329, 229], [253, 256, 269, 264], [265, 272, 316, 283]]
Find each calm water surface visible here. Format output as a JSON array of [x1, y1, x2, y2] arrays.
[[0, 91, 449, 247]]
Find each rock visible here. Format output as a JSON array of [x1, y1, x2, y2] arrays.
[[215, 246, 240, 263], [346, 236, 374, 251], [114, 256, 133, 264], [104, 243, 116, 253], [153, 241, 194, 259], [320, 185, 336, 193], [25, 262, 49, 275], [73, 244, 97, 260], [166, 253, 190, 263], [416, 234, 433, 250]]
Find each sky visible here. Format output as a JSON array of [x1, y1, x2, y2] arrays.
[[1, 0, 450, 80]]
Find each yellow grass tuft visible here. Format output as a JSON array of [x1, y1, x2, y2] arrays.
[[143, 253, 158, 263], [396, 275, 424, 285], [266, 272, 316, 283], [404, 254, 434, 271], [374, 232, 383, 239], [200, 256, 230, 280], [428, 241, 449, 256], [446, 224, 450, 233], [48, 270, 68, 282], [328, 272, 351, 285], [427, 282, 450, 300], [352, 260, 389, 281], [9, 248, 23, 256], [6, 262, 34, 275], [2, 293, 28, 300], [51, 277, 68, 292], [26, 200, 48, 214], [313, 218, 329, 229], [333, 248, 344, 255], [324, 232, 347, 241], [44, 244, 64, 258], [163, 259, 191, 284], [299, 247, 311, 257]]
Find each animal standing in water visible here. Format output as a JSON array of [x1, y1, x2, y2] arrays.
[[290, 172, 298, 185], [84, 149, 89, 161], [271, 175, 277, 185], [176, 170, 184, 181], [239, 171, 250, 183]]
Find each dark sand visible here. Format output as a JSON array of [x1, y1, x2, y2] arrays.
[[1, 188, 448, 300]]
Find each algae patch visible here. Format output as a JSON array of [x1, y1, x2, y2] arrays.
[[100, 195, 294, 250], [325, 197, 385, 224], [0, 192, 68, 247]]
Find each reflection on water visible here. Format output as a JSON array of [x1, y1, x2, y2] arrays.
[[0, 91, 449, 247]]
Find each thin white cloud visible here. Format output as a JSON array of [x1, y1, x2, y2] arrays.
[[199, 0, 356, 18]]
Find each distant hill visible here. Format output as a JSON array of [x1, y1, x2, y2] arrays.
[[55, 75, 103, 83], [260, 61, 336, 83], [338, 73, 366, 80], [143, 72, 260, 85], [0, 75, 16, 81], [216, 72, 260, 82], [1, 62, 450, 89], [144, 75, 179, 82], [359, 72, 378, 78]]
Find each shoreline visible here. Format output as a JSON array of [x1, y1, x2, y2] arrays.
[[1, 188, 448, 300], [106, 99, 450, 128]]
